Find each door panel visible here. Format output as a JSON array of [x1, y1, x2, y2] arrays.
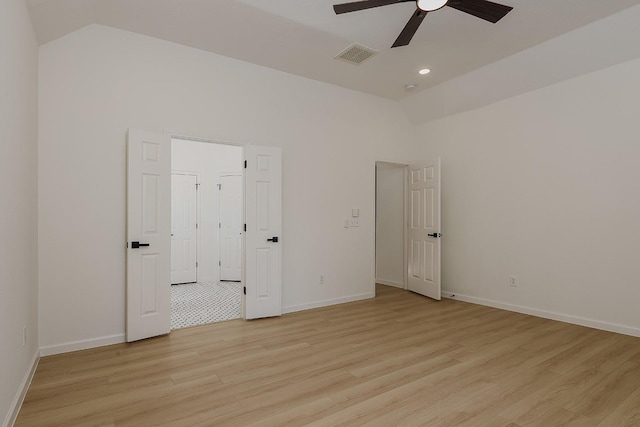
[[220, 174, 243, 281], [127, 129, 171, 342], [407, 159, 441, 300], [244, 146, 282, 319], [171, 174, 197, 284]]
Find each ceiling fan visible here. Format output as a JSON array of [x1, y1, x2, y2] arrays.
[[333, 0, 514, 48]]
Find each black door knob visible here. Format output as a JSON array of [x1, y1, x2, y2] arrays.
[[131, 241, 150, 249], [267, 237, 279, 243]]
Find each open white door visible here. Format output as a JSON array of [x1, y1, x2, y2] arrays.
[[244, 146, 282, 319], [126, 129, 171, 342], [407, 158, 441, 300], [219, 174, 243, 281]]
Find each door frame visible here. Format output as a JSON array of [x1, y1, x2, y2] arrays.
[[171, 170, 201, 284], [374, 160, 409, 293]]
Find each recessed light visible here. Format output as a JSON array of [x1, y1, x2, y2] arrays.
[[405, 83, 418, 91], [419, 68, 431, 75]]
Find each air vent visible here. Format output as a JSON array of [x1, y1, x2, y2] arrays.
[[334, 43, 378, 65]]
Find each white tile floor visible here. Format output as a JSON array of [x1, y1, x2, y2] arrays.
[[170, 281, 242, 330]]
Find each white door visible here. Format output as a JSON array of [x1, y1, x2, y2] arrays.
[[171, 174, 197, 284], [407, 158, 441, 300], [219, 174, 243, 281], [126, 129, 171, 342], [244, 146, 282, 319]]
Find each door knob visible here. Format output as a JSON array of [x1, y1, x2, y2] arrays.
[[267, 237, 279, 243], [427, 233, 441, 238], [131, 241, 150, 249]]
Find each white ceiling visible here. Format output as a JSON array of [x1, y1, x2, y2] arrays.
[[27, 0, 640, 100]]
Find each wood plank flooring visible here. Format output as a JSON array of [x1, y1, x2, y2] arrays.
[[15, 285, 640, 426]]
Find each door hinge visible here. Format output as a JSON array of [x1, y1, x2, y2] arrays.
[[196, 262, 198, 268], [219, 222, 221, 229], [195, 183, 200, 190], [244, 160, 247, 169], [217, 184, 221, 190], [219, 260, 221, 266], [196, 223, 199, 229], [243, 286, 246, 295], [244, 224, 247, 232]]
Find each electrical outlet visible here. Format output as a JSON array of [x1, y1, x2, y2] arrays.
[[344, 219, 350, 228], [23, 326, 27, 346], [319, 275, 325, 285], [510, 276, 517, 287], [350, 218, 360, 227]]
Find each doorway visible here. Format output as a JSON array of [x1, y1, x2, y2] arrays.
[[126, 129, 284, 342], [375, 161, 407, 291], [170, 138, 243, 329]]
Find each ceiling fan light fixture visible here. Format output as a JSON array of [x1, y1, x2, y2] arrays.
[[416, 0, 448, 11]]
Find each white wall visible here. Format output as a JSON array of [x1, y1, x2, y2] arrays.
[[375, 164, 405, 288], [412, 56, 640, 336], [0, 0, 39, 424], [172, 139, 243, 282], [38, 24, 415, 352]]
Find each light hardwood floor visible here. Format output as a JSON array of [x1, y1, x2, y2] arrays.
[[16, 285, 640, 426]]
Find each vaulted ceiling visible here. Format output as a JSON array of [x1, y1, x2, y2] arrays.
[[27, 0, 640, 100]]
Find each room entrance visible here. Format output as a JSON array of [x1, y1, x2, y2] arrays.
[[126, 129, 283, 342], [374, 159, 442, 300], [170, 139, 244, 329]]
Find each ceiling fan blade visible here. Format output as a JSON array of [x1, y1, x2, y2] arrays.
[[392, 9, 428, 48], [446, 0, 513, 23], [334, 0, 413, 15]]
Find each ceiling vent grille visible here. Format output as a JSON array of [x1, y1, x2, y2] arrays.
[[335, 43, 378, 65]]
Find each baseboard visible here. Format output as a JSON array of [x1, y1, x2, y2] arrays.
[[39, 333, 125, 357], [3, 349, 39, 427], [442, 291, 640, 338], [283, 292, 375, 314], [375, 279, 405, 289]]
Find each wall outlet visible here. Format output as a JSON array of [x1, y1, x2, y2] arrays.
[[350, 218, 360, 227], [22, 325, 27, 346], [319, 275, 325, 285], [344, 219, 350, 228], [510, 276, 517, 287]]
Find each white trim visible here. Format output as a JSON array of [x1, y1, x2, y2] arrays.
[[3, 349, 39, 427], [39, 334, 125, 356], [376, 279, 405, 289], [283, 292, 374, 314], [443, 291, 640, 338]]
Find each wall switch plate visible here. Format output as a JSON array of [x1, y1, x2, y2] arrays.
[[510, 276, 517, 287], [352, 208, 360, 218]]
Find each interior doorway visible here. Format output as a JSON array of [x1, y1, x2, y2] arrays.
[[375, 161, 407, 290], [126, 129, 284, 342], [170, 138, 244, 329]]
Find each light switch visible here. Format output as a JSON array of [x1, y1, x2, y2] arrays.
[[352, 208, 359, 218]]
